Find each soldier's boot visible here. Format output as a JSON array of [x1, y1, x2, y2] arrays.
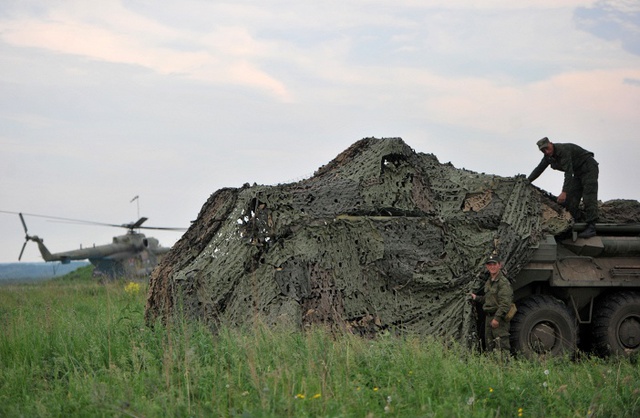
[[578, 223, 596, 239]]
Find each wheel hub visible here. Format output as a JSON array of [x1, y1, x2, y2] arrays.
[[529, 322, 558, 353], [618, 315, 640, 349]]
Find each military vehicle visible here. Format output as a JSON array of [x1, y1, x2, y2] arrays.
[[144, 137, 639, 359], [17, 212, 185, 278], [510, 222, 640, 357]]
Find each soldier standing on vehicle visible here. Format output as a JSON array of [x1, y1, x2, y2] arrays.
[[527, 137, 599, 238], [471, 255, 513, 353]]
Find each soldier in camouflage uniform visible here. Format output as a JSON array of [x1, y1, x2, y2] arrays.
[[471, 255, 513, 352], [527, 137, 599, 238]]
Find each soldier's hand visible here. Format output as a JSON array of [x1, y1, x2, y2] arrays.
[[491, 318, 499, 329], [557, 191, 567, 204]]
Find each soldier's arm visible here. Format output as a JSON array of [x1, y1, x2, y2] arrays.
[[494, 279, 513, 319], [527, 157, 549, 183]]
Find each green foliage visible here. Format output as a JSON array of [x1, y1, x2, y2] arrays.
[[1, 274, 639, 417], [49, 264, 95, 283]]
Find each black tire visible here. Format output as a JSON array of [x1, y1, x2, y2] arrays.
[[593, 292, 640, 357], [510, 295, 578, 358]]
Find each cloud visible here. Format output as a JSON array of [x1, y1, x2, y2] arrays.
[[5, 0, 634, 142], [403, 67, 640, 139], [625, 77, 640, 86], [574, 0, 640, 55], [0, 2, 293, 101], [0, 0, 619, 103]]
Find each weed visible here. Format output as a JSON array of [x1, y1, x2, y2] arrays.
[[1, 274, 639, 417]]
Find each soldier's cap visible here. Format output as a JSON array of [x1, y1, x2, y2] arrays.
[[485, 255, 500, 264], [537, 137, 550, 150]]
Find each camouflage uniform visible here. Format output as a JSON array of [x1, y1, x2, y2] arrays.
[[476, 271, 513, 352], [528, 142, 599, 224]]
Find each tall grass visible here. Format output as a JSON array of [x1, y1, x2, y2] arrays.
[[1, 267, 639, 417]]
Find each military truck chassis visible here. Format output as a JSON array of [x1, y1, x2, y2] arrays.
[[510, 224, 640, 357]]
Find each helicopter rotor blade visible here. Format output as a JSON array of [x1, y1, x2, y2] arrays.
[[18, 241, 27, 261], [3, 210, 187, 232], [2, 210, 121, 228], [19, 212, 28, 234], [48, 219, 131, 228], [50, 219, 187, 232], [125, 217, 148, 229], [49, 218, 187, 231], [120, 218, 186, 231], [136, 226, 188, 231], [18, 213, 30, 261]]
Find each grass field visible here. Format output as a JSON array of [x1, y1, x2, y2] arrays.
[[1, 266, 639, 417]]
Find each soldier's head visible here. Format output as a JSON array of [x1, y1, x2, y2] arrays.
[[537, 137, 554, 157], [485, 255, 502, 277]]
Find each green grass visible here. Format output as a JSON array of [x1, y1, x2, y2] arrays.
[[1, 267, 639, 417]]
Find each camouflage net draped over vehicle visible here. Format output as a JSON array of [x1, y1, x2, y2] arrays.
[[145, 138, 570, 342]]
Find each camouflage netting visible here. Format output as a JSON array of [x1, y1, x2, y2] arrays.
[[145, 137, 572, 343], [598, 200, 640, 223]]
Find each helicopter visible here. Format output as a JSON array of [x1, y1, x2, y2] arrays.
[[16, 212, 186, 279]]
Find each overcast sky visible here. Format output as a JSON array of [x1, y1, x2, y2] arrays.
[[1, 0, 639, 263]]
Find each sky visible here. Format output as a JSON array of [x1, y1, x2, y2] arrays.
[[1, 0, 639, 263]]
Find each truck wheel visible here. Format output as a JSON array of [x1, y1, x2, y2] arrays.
[[593, 292, 640, 357], [510, 295, 577, 358]]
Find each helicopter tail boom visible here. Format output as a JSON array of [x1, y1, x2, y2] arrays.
[[31, 236, 55, 261]]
